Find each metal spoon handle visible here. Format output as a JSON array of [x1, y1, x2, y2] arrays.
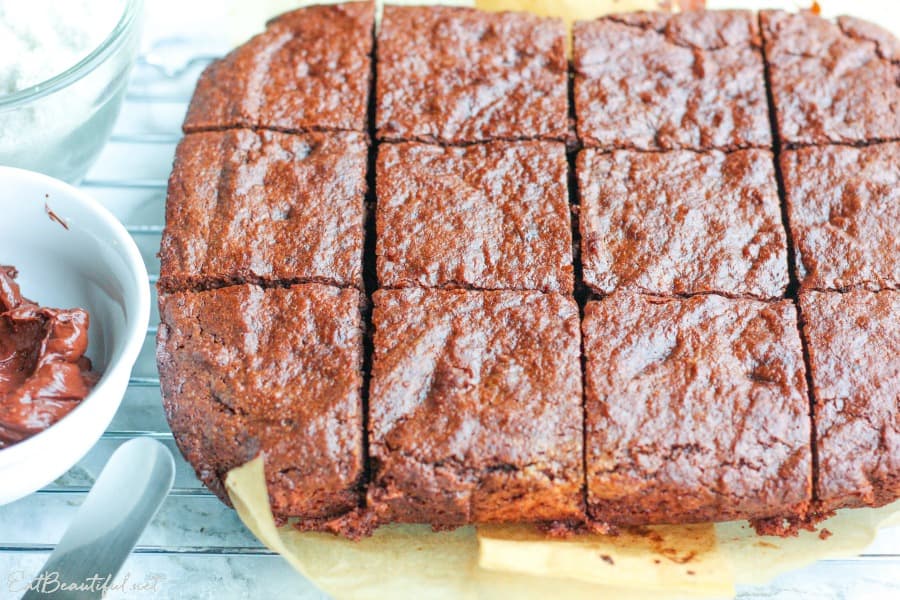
[[22, 438, 175, 599]]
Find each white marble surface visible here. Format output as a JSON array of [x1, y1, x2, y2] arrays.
[[1, 1, 899, 598]]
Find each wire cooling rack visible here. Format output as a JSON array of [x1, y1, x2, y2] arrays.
[[0, 43, 899, 600]]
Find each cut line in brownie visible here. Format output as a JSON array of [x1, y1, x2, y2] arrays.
[[376, 6, 568, 144], [183, 2, 373, 134], [578, 148, 788, 299], [368, 288, 584, 526], [583, 292, 812, 531], [799, 290, 899, 512], [781, 142, 899, 292], [159, 129, 367, 293], [761, 10, 900, 147], [376, 141, 573, 293], [574, 10, 772, 151], [158, 283, 366, 526]]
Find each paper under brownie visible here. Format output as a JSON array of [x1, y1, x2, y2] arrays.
[[578, 148, 788, 299], [583, 293, 812, 532], [159, 129, 367, 293], [376, 6, 568, 144], [574, 10, 771, 151], [376, 141, 573, 293], [368, 289, 583, 526], [761, 10, 900, 146], [158, 283, 367, 531], [183, 2, 373, 134], [781, 142, 899, 292], [800, 290, 899, 512]]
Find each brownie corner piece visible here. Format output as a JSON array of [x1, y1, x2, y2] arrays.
[[159, 129, 367, 292], [574, 10, 770, 151], [760, 10, 900, 146], [157, 283, 366, 522], [582, 292, 811, 527], [577, 148, 788, 298], [184, 1, 373, 133], [799, 289, 900, 512], [781, 141, 900, 292], [367, 288, 583, 526], [376, 141, 573, 293], [376, 5, 568, 143]]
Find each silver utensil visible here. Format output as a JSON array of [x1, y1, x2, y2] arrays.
[[22, 438, 175, 599]]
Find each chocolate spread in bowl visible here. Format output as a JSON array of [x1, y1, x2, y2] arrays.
[[0, 265, 99, 448]]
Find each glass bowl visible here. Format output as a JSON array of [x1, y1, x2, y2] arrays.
[[0, 0, 144, 183]]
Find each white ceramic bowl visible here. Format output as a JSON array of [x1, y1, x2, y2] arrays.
[[0, 167, 150, 504]]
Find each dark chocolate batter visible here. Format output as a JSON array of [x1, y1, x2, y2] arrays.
[[0, 266, 98, 448]]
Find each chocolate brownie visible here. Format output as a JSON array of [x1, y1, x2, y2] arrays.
[[574, 11, 771, 151], [376, 141, 573, 293], [583, 293, 811, 529], [368, 289, 583, 526], [159, 129, 367, 292], [578, 148, 788, 299], [376, 6, 568, 144], [781, 142, 899, 292], [183, 2, 373, 134], [799, 290, 899, 512], [761, 11, 900, 147], [158, 283, 365, 524]]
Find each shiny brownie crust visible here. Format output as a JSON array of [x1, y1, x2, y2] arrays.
[[184, 2, 373, 134], [376, 6, 568, 144], [159, 129, 367, 292], [800, 290, 900, 512], [583, 293, 812, 528], [367, 289, 584, 526], [761, 10, 900, 146], [781, 142, 900, 292], [376, 141, 573, 293], [574, 10, 771, 151], [578, 148, 788, 299], [158, 284, 365, 523]]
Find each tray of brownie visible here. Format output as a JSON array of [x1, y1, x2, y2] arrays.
[[147, 0, 898, 596]]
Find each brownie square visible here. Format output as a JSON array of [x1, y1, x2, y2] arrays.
[[376, 6, 568, 144], [782, 142, 899, 292], [368, 289, 583, 525], [376, 141, 573, 293], [157, 283, 365, 520], [761, 11, 900, 147], [582, 293, 811, 529], [159, 129, 367, 292], [578, 148, 788, 299], [184, 2, 373, 134], [800, 290, 899, 512], [574, 11, 771, 151]]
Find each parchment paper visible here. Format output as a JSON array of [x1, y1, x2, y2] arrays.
[[226, 457, 900, 599]]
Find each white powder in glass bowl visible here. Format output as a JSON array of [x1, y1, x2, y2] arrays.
[[0, 0, 137, 183], [0, 0, 122, 95]]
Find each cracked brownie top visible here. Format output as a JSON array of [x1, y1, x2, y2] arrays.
[[183, 2, 374, 134], [160, 129, 368, 292], [761, 10, 900, 146], [367, 288, 583, 525], [578, 148, 788, 299], [376, 141, 573, 293], [800, 290, 900, 511], [781, 142, 900, 292], [574, 10, 771, 151], [583, 293, 811, 528], [376, 6, 569, 144], [157, 283, 365, 520]]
